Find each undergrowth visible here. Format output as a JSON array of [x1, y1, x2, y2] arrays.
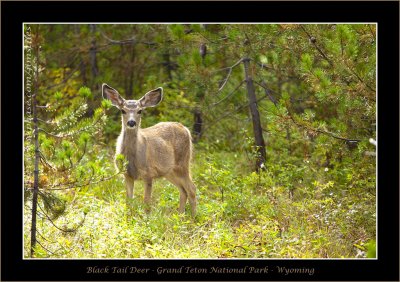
[[23, 149, 376, 259]]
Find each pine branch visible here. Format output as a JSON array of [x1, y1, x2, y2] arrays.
[[367, 25, 376, 41], [25, 171, 122, 191], [343, 60, 376, 93], [39, 111, 105, 138], [54, 139, 88, 173], [299, 25, 334, 67], [75, 140, 88, 164], [25, 117, 54, 125], [284, 100, 361, 142]]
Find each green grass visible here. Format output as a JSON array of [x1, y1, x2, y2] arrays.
[[24, 150, 376, 259]]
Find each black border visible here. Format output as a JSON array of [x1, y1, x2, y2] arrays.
[[2, 1, 399, 281]]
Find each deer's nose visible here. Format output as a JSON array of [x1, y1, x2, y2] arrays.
[[127, 120, 136, 128]]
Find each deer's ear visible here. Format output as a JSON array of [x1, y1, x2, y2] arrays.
[[139, 87, 163, 108], [102, 83, 124, 107]]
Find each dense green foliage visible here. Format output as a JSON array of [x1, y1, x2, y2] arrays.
[[24, 24, 376, 258]]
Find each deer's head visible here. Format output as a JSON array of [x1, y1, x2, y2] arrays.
[[102, 83, 163, 130]]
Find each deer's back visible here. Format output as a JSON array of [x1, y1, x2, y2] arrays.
[[138, 122, 192, 178], [142, 122, 192, 159]]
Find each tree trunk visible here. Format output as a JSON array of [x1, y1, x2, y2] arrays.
[[79, 59, 87, 85], [243, 58, 266, 171], [30, 26, 41, 257], [75, 25, 88, 86], [89, 24, 99, 81], [193, 108, 203, 143], [162, 52, 173, 81], [127, 46, 135, 98], [87, 24, 98, 115]]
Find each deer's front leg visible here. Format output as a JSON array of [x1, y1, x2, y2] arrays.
[[143, 179, 153, 213], [144, 179, 153, 205], [125, 174, 134, 199]]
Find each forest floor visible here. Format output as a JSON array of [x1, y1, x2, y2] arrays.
[[24, 149, 376, 259]]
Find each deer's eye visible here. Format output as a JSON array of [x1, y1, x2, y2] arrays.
[[121, 109, 126, 114], [137, 110, 142, 114]]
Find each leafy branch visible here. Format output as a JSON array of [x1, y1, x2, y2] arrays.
[[300, 25, 334, 67], [24, 170, 123, 191], [285, 100, 361, 143]]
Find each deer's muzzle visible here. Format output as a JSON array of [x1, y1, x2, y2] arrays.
[[127, 120, 137, 128]]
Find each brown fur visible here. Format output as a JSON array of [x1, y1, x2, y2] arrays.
[[103, 83, 197, 215]]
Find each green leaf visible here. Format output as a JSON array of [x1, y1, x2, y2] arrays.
[[102, 99, 112, 109], [301, 53, 313, 71], [259, 55, 268, 64], [169, 24, 185, 38], [54, 91, 63, 100], [78, 86, 92, 99]]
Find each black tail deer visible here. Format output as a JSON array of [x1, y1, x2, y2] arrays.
[[102, 83, 197, 215]]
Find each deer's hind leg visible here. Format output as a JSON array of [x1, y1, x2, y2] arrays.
[[177, 186, 188, 213], [167, 170, 196, 216], [166, 174, 188, 213], [183, 175, 197, 216]]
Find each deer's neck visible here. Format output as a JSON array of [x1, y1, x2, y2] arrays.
[[121, 126, 141, 153], [118, 127, 143, 179]]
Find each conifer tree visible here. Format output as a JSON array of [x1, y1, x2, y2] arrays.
[[24, 25, 120, 257]]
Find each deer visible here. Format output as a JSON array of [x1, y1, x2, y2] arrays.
[[102, 83, 197, 215]]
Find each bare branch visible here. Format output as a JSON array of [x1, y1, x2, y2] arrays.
[[218, 69, 233, 92], [36, 240, 56, 256], [99, 30, 137, 45], [210, 80, 245, 108], [203, 92, 270, 133], [26, 171, 122, 191], [254, 80, 278, 106], [254, 61, 301, 81], [36, 104, 51, 109], [343, 60, 376, 93], [216, 58, 243, 92], [96, 27, 156, 50], [39, 151, 55, 171], [163, 100, 196, 110], [45, 62, 83, 90], [38, 128, 63, 138], [37, 203, 86, 233], [36, 229, 57, 244]]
